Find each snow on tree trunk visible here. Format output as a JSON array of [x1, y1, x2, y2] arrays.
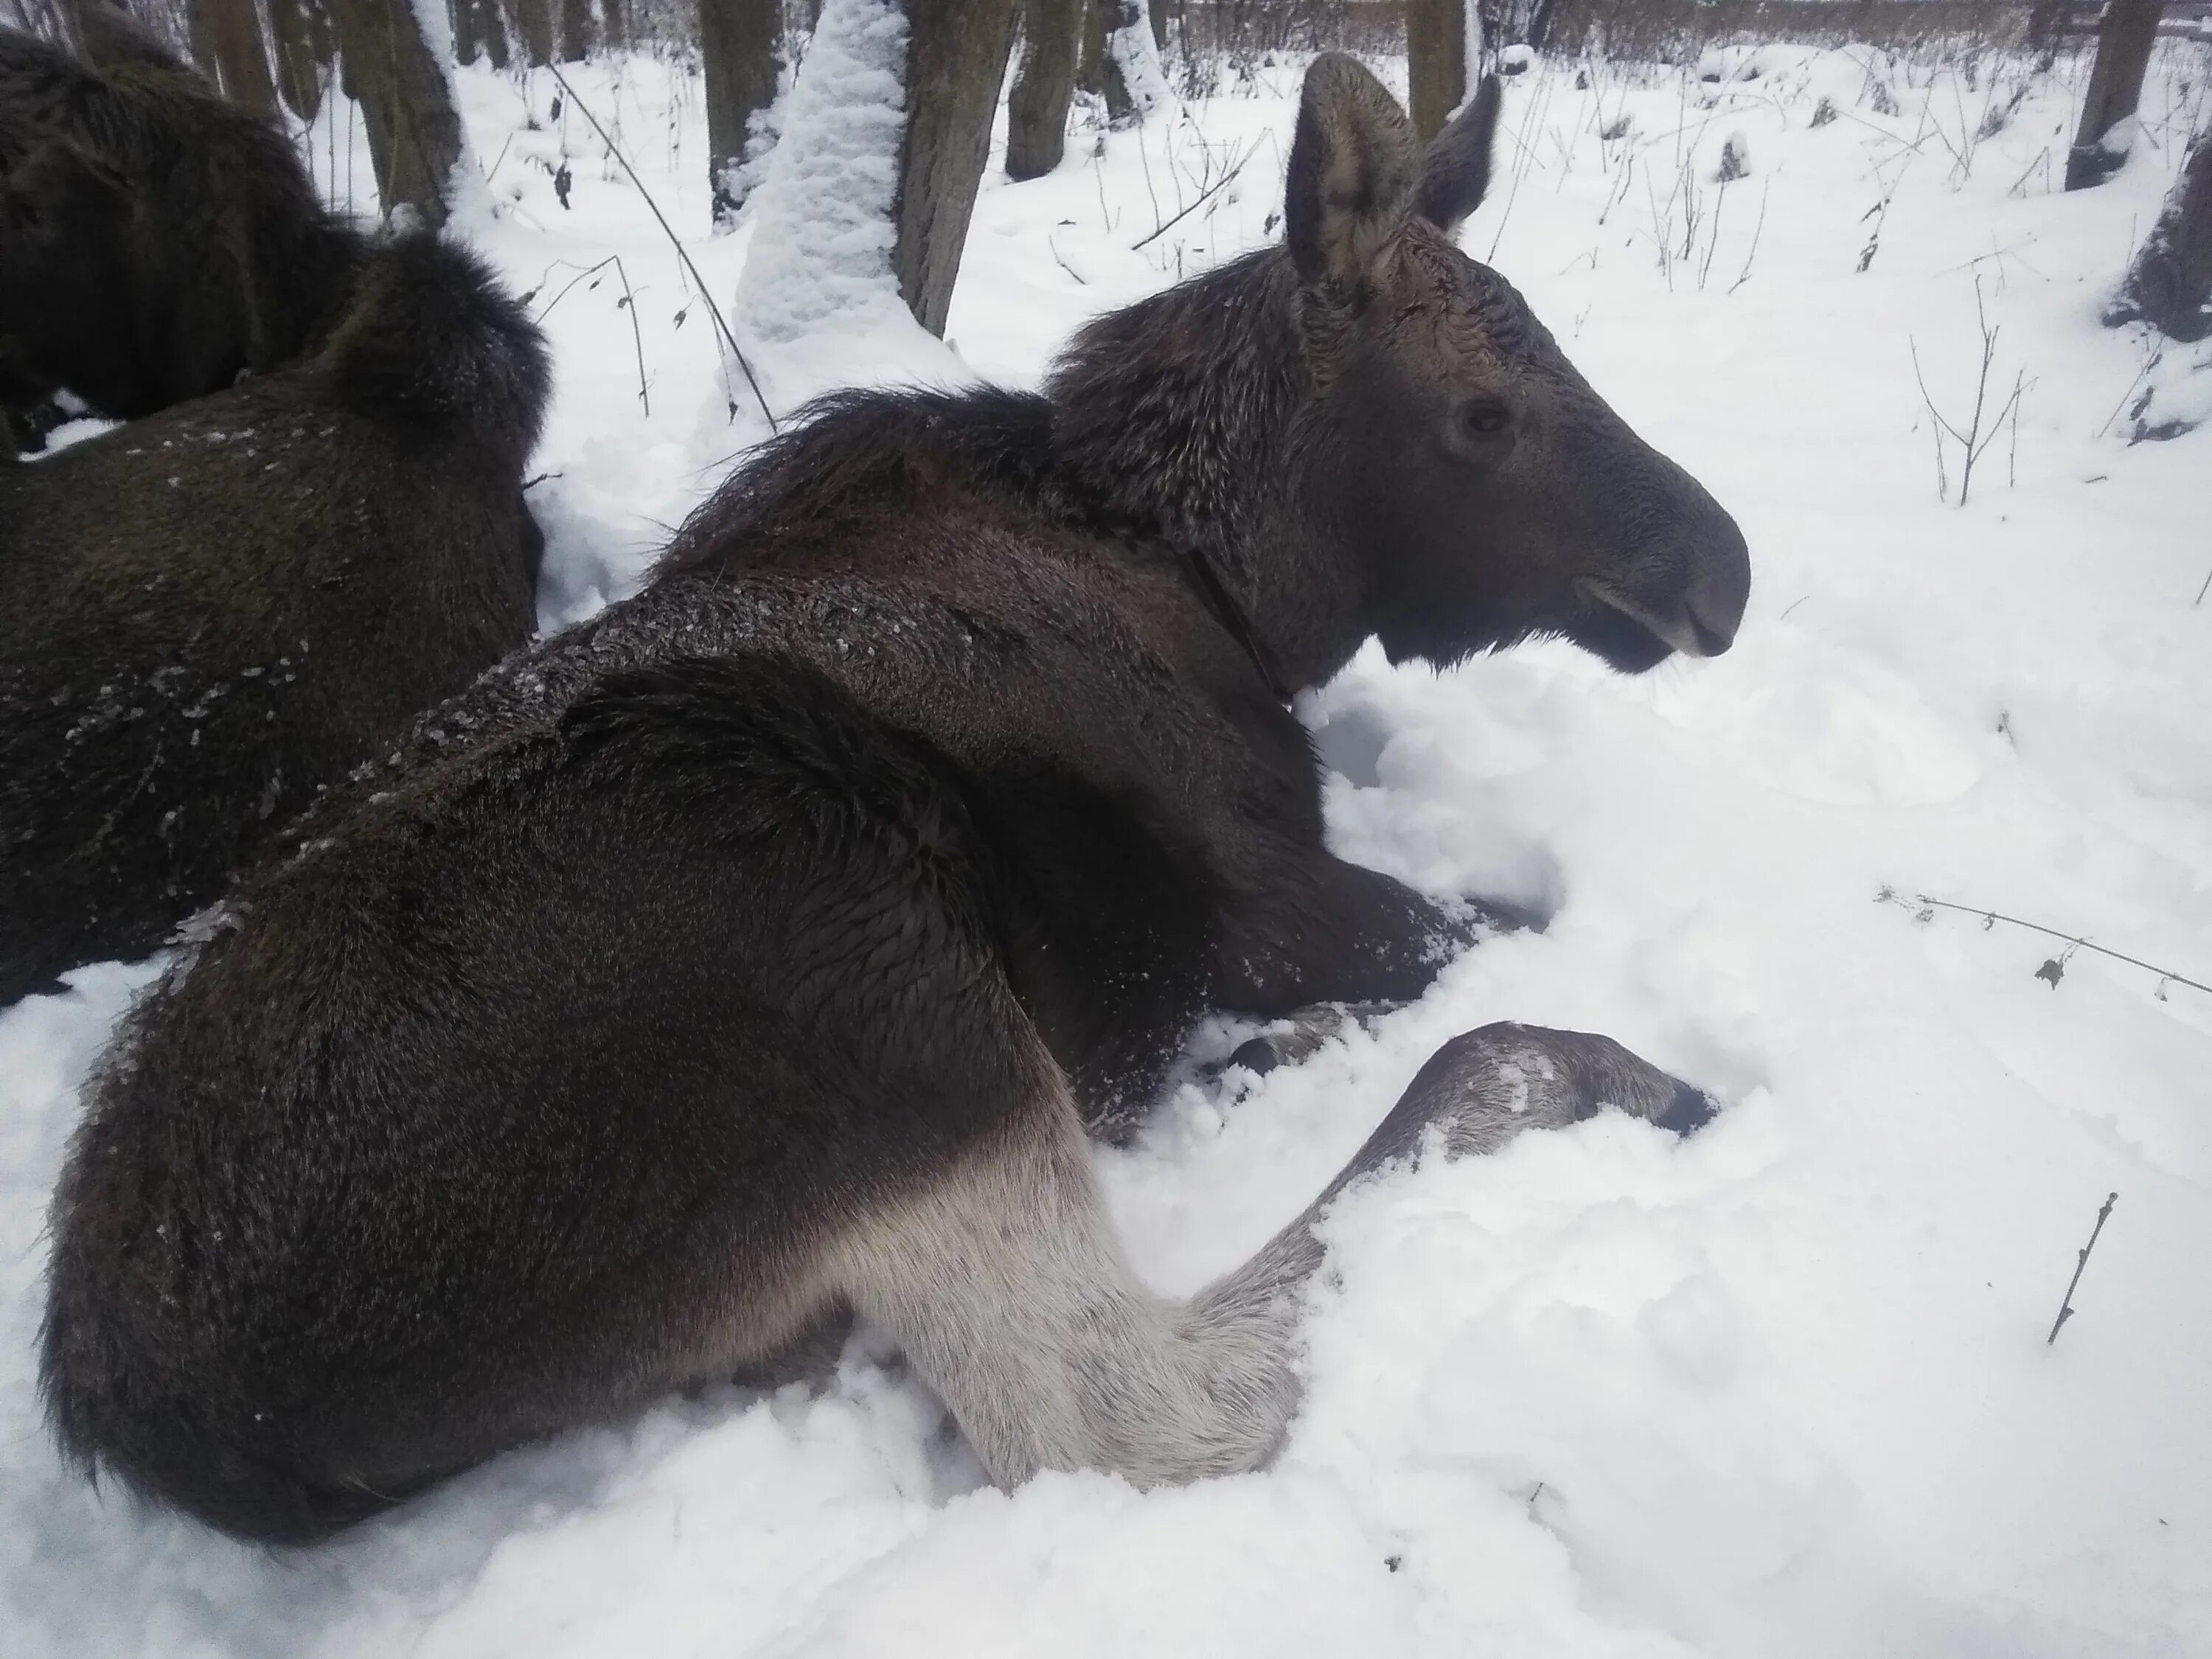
[[327, 0, 470, 229], [732, 0, 912, 346], [1102, 0, 1167, 124], [1006, 0, 1082, 183], [2065, 0, 2164, 191], [701, 0, 785, 229], [891, 0, 1019, 337], [2107, 129, 2212, 342]]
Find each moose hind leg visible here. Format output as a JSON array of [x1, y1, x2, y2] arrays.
[[835, 1074, 1302, 1488], [839, 1023, 1711, 1494]]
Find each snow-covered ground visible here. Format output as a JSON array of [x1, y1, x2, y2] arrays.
[[5, 34, 2211, 1658]]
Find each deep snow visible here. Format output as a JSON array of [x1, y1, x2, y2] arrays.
[[3, 35, 2210, 1659]]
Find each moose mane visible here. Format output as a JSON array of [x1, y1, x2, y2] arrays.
[[660, 249, 1311, 591]]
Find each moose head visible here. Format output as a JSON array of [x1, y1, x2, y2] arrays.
[[1053, 55, 1750, 689], [1281, 55, 1750, 674]]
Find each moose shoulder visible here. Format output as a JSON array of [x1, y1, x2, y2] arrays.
[[43, 58, 1747, 1544]]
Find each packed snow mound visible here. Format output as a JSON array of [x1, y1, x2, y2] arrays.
[[2, 39, 2209, 1659]]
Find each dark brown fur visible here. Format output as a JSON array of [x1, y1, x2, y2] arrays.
[[41, 61, 1747, 1543], [0, 10, 361, 445], [0, 232, 550, 1004]]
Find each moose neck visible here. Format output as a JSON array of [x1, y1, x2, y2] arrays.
[[1046, 251, 1374, 694]]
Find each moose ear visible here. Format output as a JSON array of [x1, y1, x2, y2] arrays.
[[1416, 75, 1501, 237], [1284, 53, 1419, 291]]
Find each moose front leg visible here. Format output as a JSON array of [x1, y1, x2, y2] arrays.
[[1214, 852, 1493, 1019]]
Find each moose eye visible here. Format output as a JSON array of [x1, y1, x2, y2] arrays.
[[1448, 396, 1517, 463], [1461, 398, 1512, 437]]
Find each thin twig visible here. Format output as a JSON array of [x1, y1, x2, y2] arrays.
[[2047, 1192, 2118, 1346], [1046, 234, 1088, 286], [1131, 135, 1256, 251], [546, 65, 773, 432], [1727, 179, 1770, 294], [1879, 889, 2212, 999], [608, 254, 650, 417]]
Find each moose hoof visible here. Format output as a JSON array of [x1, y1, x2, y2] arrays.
[[1225, 1001, 1404, 1077], [1355, 1022, 1715, 1171]]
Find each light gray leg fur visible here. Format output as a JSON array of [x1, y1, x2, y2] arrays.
[[836, 1023, 1709, 1489]]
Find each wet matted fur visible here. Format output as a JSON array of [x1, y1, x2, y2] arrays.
[[0, 232, 550, 1003], [0, 8, 361, 447], [42, 58, 1746, 1543]]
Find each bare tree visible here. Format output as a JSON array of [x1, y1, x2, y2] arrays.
[[328, 0, 465, 227], [268, 0, 334, 116], [193, 0, 277, 112], [511, 0, 554, 66], [2066, 0, 2165, 190], [2108, 130, 2212, 341], [700, 0, 782, 227], [1006, 0, 1080, 181], [1076, 0, 1127, 124], [1407, 0, 1470, 144], [559, 0, 588, 59], [894, 0, 1019, 336]]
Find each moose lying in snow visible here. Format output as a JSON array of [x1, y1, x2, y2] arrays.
[[43, 58, 1750, 1543], [0, 7, 358, 453], [0, 232, 549, 1005]]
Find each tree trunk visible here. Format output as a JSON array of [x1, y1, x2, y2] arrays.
[[2107, 131, 2212, 341], [558, 0, 588, 59], [266, 0, 333, 119], [2024, 0, 2066, 66], [1006, 0, 1079, 181], [1406, 0, 1467, 143], [700, 0, 782, 228], [893, 0, 1019, 337], [327, 0, 464, 227], [2065, 0, 2164, 190], [512, 0, 553, 65], [195, 0, 279, 113], [1076, 0, 1126, 121], [600, 0, 625, 50], [476, 0, 513, 69], [1078, 0, 1141, 123], [185, 0, 218, 73]]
